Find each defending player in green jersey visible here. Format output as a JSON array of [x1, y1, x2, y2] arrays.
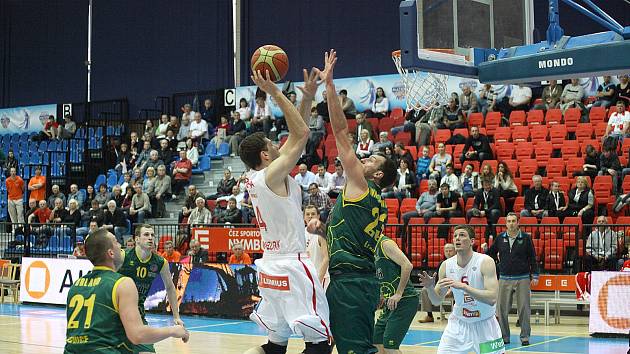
[[64, 229, 188, 353], [373, 236, 419, 353], [118, 224, 183, 354], [310, 50, 398, 354]]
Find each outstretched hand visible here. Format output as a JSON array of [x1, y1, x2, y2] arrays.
[[251, 70, 279, 95], [314, 49, 337, 84], [418, 271, 437, 288], [306, 218, 326, 237], [296, 68, 322, 100]]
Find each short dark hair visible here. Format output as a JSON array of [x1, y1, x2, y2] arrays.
[[304, 204, 320, 215], [440, 183, 450, 189], [339, 89, 348, 95], [453, 225, 475, 239], [85, 229, 115, 265], [239, 132, 268, 169], [376, 156, 398, 189]]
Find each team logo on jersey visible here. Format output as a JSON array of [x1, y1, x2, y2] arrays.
[[462, 308, 480, 318], [463, 293, 475, 303], [258, 272, 290, 291], [129, 261, 135, 266]]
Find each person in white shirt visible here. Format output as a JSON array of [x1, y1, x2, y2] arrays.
[[603, 100, 630, 141], [419, 225, 504, 354], [217, 185, 245, 209], [181, 103, 196, 124], [314, 164, 332, 193], [189, 112, 209, 141], [327, 163, 346, 198], [236, 98, 253, 129], [498, 84, 531, 119], [559, 78, 585, 113], [303, 205, 330, 289], [251, 96, 273, 137], [440, 164, 461, 194], [356, 129, 374, 158], [294, 163, 317, 193], [368, 87, 389, 118], [584, 215, 618, 271]]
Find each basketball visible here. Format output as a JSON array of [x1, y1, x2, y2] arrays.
[[250, 45, 289, 82]]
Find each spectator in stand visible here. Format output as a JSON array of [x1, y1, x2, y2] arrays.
[[114, 143, 132, 174], [6, 167, 25, 226], [208, 168, 237, 200], [177, 115, 191, 142], [460, 85, 478, 116], [460, 126, 493, 164], [183, 139, 199, 167], [210, 115, 231, 149], [498, 84, 532, 119], [72, 239, 86, 258], [29, 200, 52, 225], [401, 179, 438, 227], [467, 178, 501, 226], [42, 115, 59, 140], [93, 183, 109, 209], [217, 185, 245, 209], [149, 165, 172, 218], [251, 96, 272, 136], [617, 74, 630, 105], [592, 76, 617, 108], [599, 147, 621, 194], [62, 199, 82, 234], [417, 242, 456, 323], [482, 212, 538, 346], [77, 199, 104, 238], [327, 163, 346, 198], [495, 161, 519, 200], [428, 143, 452, 180], [82, 185, 95, 211], [459, 164, 479, 201], [216, 198, 242, 224], [176, 185, 203, 223], [188, 197, 212, 226], [103, 200, 128, 243], [171, 150, 192, 198], [603, 100, 630, 143], [28, 166, 46, 202], [562, 176, 595, 226], [394, 142, 415, 171], [3, 149, 19, 178], [559, 78, 585, 114], [338, 89, 357, 118], [142, 150, 164, 177], [413, 101, 444, 147], [440, 164, 460, 194], [126, 238, 136, 250], [169, 116, 180, 134], [316, 90, 329, 122], [533, 80, 563, 111], [303, 183, 333, 221], [143, 119, 156, 140], [201, 98, 217, 126], [236, 98, 252, 130], [228, 112, 247, 157], [294, 163, 317, 194], [161, 240, 182, 263], [47, 184, 67, 209], [356, 129, 374, 158], [181, 103, 196, 124], [544, 181, 567, 217], [135, 141, 152, 170], [58, 115, 77, 139], [24, 199, 37, 222], [229, 242, 252, 264], [382, 158, 416, 200], [156, 114, 171, 139], [520, 175, 548, 219], [574, 144, 600, 181], [478, 84, 496, 116], [354, 113, 373, 141], [478, 163, 495, 188], [305, 107, 324, 160], [129, 131, 140, 152], [435, 183, 462, 221], [366, 87, 389, 118], [129, 183, 151, 223], [48, 197, 69, 235], [121, 185, 134, 215], [190, 112, 210, 142], [188, 239, 209, 264], [416, 146, 431, 182], [584, 215, 618, 271], [314, 165, 332, 193], [372, 132, 393, 154], [438, 98, 466, 130], [158, 139, 174, 166], [109, 185, 124, 208]]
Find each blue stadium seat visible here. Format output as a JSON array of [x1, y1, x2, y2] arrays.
[[107, 174, 118, 189], [60, 236, 73, 253], [94, 174, 106, 189], [205, 143, 217, 157], [209, 142, 229, 159], [47, 140, 57, 152], [46, 236, 59, 253]]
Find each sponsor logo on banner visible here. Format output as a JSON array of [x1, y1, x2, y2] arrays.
[[0, 104, 56, 134], [589, 272, 630, 334], [20, 257, 93, 305], [192, 227, 263, 252], [538, 57, 574, 69], [259, 272, 290, 291]]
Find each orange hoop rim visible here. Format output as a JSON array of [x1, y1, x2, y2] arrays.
[[392, 48, 457, 57]]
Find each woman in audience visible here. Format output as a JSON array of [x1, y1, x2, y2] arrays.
[[236, 98, 252, 130], [144, 119, 156, 140], [94, 183, 110, 209], [83, 185, 95, 211], [114, 143, 132, 174], [382, 159, 416, 200], [130, 167, 144, 186], [356, 129, 374, 158], [494, 161, 519, 199], [63, 199, 83, 236], [563, 176, 595, 226], [121, 185, 135, 215], [186, 138, 199, 166], [156, 115, 170, 139], [478, 163, 495, 189], [367, 87, 389, 118], [428, 142, 451, 180], [143, 166, 157, 193]]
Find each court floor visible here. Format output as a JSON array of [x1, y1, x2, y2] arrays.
[[0, 304, 627, 354]]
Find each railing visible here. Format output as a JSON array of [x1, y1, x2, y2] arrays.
[[70, 98, 129, 124], [0, 222, 78, 260]]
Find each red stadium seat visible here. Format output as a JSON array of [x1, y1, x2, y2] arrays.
[[496, 143, 515, 160], [575, 123, 594, 140], [561, 140, 580, 159], [511, 126, 530, 142], [549, 125, 567, 149], [515, 142, 534, 160], [453, 128, 469, 138], [434, 129, 452, 145], [395, 131, 412, 145], [509, 110, 526, 126], [513, 196, 525, 214], [564, 108, 581, 133], [485, 112, 502, 136], [526, 110, 544, 125], [546, 158, 565, 177], [534, 141, 553, 167], [529, 125, 549, 143], [468, 113, 484, 127], [545, 109, 562, 125], [594, 122, 608, 138], [378, 118, 395, 134], [589, 106, 607, 124], [565, 157, 584, 176], [519, 159, 538, 183]]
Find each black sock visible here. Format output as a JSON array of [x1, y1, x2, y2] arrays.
[[304, 341, 331, 354], [427, 312, 433, 317], [261, 341, 287, 354]]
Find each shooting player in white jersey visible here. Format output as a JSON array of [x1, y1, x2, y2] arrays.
[[240, 67, 331, 354], [419, 225, 505, 354]]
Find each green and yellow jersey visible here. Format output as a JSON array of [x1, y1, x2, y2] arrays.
[[117, 248, 168, 321], [64, 266, 133, 353], [327, 180, 388, 273], [375, 236, 418, 299]]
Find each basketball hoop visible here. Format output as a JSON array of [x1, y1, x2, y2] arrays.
[[392, 49, 450, 112]]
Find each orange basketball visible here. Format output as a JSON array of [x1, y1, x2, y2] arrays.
[[251, 45, 289, 82]]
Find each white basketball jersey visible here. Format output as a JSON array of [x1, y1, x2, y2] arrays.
[[245, 169, 306, 255], [444, 252, 495, 322], [305, 228, 330, 283]]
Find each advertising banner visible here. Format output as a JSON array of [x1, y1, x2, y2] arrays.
[[192, 227, 262, 252], [588, 271, 630, 334], [19, 257, 93, 305], [0, 104, 57, 134]]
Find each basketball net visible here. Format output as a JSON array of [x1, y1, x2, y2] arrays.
[[392, 50, 450, 112]]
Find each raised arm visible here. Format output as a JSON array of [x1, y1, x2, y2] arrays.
[[318, 50, 368, 198], [160, 260, 183, 326], [419, 261, 449, 306], [252, 71, 310, 191]]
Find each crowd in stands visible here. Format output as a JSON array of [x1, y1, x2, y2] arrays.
[[3, 75, 630, 269]]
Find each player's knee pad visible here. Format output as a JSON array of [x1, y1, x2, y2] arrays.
[[304, 341, 332, 354], [292, 315, 330, 343]]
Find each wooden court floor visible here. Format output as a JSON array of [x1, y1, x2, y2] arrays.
[[0, 303, 627, 354]]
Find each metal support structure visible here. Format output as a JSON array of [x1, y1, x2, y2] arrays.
[[546, 0, 564, 46], [559, 0, 629, 38]]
